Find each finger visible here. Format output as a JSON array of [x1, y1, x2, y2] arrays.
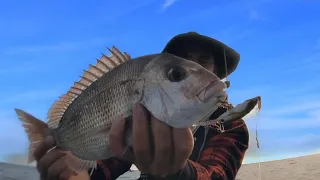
[[34, 136, 55, 162], [47, 156, 68, 180], [109, 115, 126, 156], [37, 148, 66, 174], [59, 167, 78, 180], [132, 103, 152, 171], [171, 128, 194, 173], [150, 116, 174, 176], [69, 171, 90, 180], [118, 146, 135, 163]]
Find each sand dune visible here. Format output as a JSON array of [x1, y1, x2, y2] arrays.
[[0, 154, 319, 180], [236, 153, 320, 180]]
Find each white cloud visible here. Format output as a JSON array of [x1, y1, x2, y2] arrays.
[[162, 0, 179, 9], [0, 117, 29, 161], [263, 101, 320, 117], [248, 9, 268, 22], [0, 89, 60, 154], [0, 106, 46, 165], [244, 104, 320, 131], [314, 37, 320, 50], [7, 42, 82, 54], [241, 96, 320, 162], [0, 66, 37, 75], [0, 57, 53, 75], [230, 72, 320, 162], [1, 90, 60, 104], [182, 0, 272, 24], [4, 37, 109, 55], [243, 118, 320, 163]]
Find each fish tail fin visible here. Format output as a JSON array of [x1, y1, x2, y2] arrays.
[[14, 108, 48, 163]]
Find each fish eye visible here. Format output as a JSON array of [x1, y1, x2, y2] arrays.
[[167, 66, 187, 82]]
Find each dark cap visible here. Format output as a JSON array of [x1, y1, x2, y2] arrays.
[[162, 32, 240, 79]]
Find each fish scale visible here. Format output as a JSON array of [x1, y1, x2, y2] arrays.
[[14, 48, 229, 173]]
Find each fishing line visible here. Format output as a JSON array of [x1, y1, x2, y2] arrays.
[[255, 112, 262, 180], [223, 47, 230, 88], [193, 47, 231, 133], [223, 45, 262, 179]]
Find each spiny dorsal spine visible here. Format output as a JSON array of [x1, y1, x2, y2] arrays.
[[47, 46, 131, 129]]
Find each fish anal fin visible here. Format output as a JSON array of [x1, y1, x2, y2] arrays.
[[47, 46, 131, 129]]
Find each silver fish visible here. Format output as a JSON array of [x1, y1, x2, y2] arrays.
[[14, 46, 227, 173], [193, 96, 262, 133]]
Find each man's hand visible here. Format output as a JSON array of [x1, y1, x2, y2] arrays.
[[34, 136, 90, 180], [109, 103, 194, 177]]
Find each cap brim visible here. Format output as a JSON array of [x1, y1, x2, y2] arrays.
[[162, 32, 240, 79]]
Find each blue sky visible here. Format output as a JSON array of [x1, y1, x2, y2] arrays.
[[0, 0, 320, 165]]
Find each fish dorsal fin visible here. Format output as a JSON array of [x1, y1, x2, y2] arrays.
[[47, 46, 131, 128]]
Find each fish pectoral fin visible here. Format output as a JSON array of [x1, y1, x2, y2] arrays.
[[63, 153, 97, 174]]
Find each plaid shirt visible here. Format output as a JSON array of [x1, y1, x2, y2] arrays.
[[89, 103, 249, 180]]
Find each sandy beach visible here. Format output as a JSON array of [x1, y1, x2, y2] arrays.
[[1, 153, 319, 180], [236, 153, 320, 180]]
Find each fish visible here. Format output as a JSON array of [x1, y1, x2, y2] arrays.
[[14, 46, 228, 173], [193, 96, 262, 133]]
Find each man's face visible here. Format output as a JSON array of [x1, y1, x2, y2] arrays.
[[186, 51, 215, 73]]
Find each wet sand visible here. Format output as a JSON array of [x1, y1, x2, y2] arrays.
[[1, 153, 319, 180]]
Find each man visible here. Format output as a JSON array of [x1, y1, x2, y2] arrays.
[[34, 32, 249, 180]]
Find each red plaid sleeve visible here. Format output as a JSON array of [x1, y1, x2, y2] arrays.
[[189, 119, 249, 180], [89, 158, 132, 180]]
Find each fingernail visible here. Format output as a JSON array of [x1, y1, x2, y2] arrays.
[[120, 117, 126, 125], [134, 103, 142, 116], [134, 103, 141, 111], [116, 114, 125, 122]]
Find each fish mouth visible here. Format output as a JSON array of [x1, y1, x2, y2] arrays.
[[196, 80, 227, 102]]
